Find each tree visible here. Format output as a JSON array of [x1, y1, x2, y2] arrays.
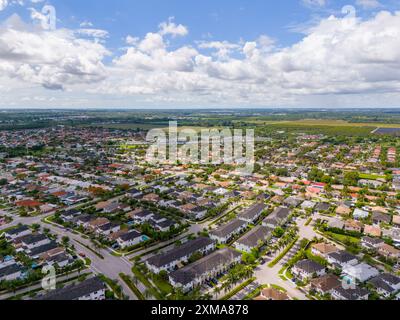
[[31, 224, 41, 232], [61, 236, 70, 247], [344, 171, 359, 186]]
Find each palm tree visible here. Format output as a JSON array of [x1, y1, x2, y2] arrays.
[[144, 289, 152, 300]]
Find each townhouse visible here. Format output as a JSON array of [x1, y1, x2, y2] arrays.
[[262, 207, 291, 229], [169, 248, 242, 292], [234, 225, 273, 253], [209, 219, 249, 244], [145, 237, 215, 274], [36, 276, 106, 300], [237, 202, 267, 224]]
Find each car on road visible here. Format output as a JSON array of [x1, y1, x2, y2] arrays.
[[79, 252, 86, 258]]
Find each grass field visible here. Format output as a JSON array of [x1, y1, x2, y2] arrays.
[[359, 173, 387, 180], [238, 119, 400, 128]]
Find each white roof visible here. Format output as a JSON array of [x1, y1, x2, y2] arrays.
[[342, 263, 379, 282]]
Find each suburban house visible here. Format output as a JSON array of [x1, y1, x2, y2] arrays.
[[342, 263, 380, 282], [126, 188, 143, 199], [95, 222, 121, 236], [254, 287, 290, 301], [378, 243, 400, 260], [209, 219, 249, 244], [331, 286, 369, 300], [36, 276, 106, 300], [19, 234, 51, 250], [60, 209, 81, 222], [145, 237, 215, 274], [169, 248, 242, 292], [353, 208, 369, 220], [372, 211, 392, 225], [369, 273, 400, 298], [0, 263, 24, 281], [314, 202, 331, 213], [361, 236, 385, 251], [116, 230, 147, 249], [234, 225, 273, 253], [327, 251, 358, 269], [344, 220, 364, 233], [292, 259, 326, 281], [4, 225, 31, 240], [309, 274, 341, 296], [311, 243, 338, 258]]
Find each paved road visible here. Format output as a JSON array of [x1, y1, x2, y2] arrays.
[[39, 221, 141, 300]]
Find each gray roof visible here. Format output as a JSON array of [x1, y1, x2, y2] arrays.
[[210, 219, 248, 238], [146, 237, 215, 268], [315, 202, 331, 212], [327, 251, 357, 264], [295, 259, 325, 273], [20, 233, 48, 245], [170, 248, 241, 286], [5, 225, 30, 235], [333, 286, 369, 299], [238, 203, 267, 221], [28, 241, 59, 257], [36, 276, 105, 300], [119, 230, 142, 241], [0, 264, 23, 277], [235, 225, 273, 249], [263, 207, 290, 226]]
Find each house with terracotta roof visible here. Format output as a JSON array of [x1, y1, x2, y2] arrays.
[[344, 220, 364, 233], [378, 243, 400, 260], [311, 243, 339, 258], [364, 225, 382, 238], [254, 288, 290, 301], [310, 274, 341, 296]]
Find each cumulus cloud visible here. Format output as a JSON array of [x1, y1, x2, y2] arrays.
[[0, 0, 7, 11], [0, 14, 110, 90], [2, 12, 400, 107], [99, 11, 400, 106], [158, 17, 188, 37]]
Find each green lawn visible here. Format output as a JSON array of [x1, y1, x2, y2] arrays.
[[359, 173, 386, 180], [325, 232, 360, 245]]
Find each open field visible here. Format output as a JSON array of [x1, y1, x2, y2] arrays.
[[237, 119, 400, 128]]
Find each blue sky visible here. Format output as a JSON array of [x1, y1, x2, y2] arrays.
[[2, 0, 395, 49], [0, 0, 400, 108]]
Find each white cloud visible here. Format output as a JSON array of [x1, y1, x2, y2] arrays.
[[101, 11, 400, 107], [355, 0, 382, 9], [0, 0, 8, 11], [2, 12, 400, 108], [0, 14, 110, 90], [158, 17, 188, 37]]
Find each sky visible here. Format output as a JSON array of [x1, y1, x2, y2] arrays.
[[0, 0, 400, 109]]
